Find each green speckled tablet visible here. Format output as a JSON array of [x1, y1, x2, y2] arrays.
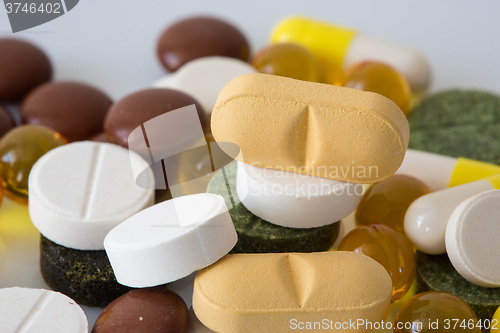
[[409, 90, 500, 164], [207, 162, 339, 253], [416, 251, 500, 322], [40, 235, 131, 308]]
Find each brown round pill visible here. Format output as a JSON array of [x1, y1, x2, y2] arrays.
[[0, 105, 16, 139], [21, 81, 112, 142], [157, 16, 250, 72], [104, 88, 206, 148], [0, 38, 52, 101], [91, 286, 189, 333]]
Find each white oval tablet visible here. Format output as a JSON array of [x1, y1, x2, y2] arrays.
[[0, 287, 88, 333], [236, 161, 363, 228], [29, 141, 155, 250], [445, 190, 500, 287], [153, 56, 256, 114], [104, 193, 237, 288]]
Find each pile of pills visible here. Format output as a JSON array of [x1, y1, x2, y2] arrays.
[[0, 13, 499, 333]]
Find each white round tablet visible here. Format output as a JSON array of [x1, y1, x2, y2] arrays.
[[104, 193, 237, 288], [0, 287, 88, 333], [445, 189, 500, 288], [236, 162, 363, 228], [153, 56, 256, 114], [29, 141, 155, 250]]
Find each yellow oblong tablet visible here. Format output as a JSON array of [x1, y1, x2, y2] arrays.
[[211, 73, 409, 183], [193, 252, 392, 333]]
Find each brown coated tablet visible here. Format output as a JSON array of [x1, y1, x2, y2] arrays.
[[0, 105, 16, 139], [0, 38, 52, 101], [92, 286, 189, 333], [104, 88, 206, 148], [157, 16, 250, 72], [21, 81, 112, 142]]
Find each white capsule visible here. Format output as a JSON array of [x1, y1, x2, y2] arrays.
[[29, 141, 155, 250], [446, 190, 500, 287], [397, 149, 500, 191], [153, 56, 256, 114], [405, 177, 497, 254], [236, 162, 362, 228], [0, 287, 88, 333], [104, 193, 237, 288]]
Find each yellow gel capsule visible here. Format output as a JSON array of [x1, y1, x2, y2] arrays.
[[251, 43, 322, 83], [338, 224, 416, 302], [355, 174, 430, 233], [270, 16, 431, 94], [0, 125, 67, 199], [344, 61, 411, 115], [394, 291, 480, 333], [0, 237, 4, 272], [0, 181, 3, 208]]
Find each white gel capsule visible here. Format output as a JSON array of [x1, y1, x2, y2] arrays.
[[153, 56, 256, 114], [397, 149, 500, 191], [236, 162, 362, 228], [405, 174, 500, 254], [446, 190, 500, 287], [104, 193, 237, 288], [0, 287, 88, 333], [29, 141, 155, 250]]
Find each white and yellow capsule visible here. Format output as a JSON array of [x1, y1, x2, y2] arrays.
[[271, 16, 432, 94]]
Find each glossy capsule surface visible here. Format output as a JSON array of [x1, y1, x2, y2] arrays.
[[338, 224, 416, 302], [251, 43, 322, 82], [343, 61, 411, 115], [0, 181, 3, 208], [394, 291, 480, 333], [0, 125, 66, 199], [355, 174, 430, 233]]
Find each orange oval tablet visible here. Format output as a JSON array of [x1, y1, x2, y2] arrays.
[[211, 73, 409, 183], [193, 251, 392, 333]]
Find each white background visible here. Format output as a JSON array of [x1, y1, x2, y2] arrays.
[[1, 0, 500, 100], [1, 0, 500, 331]]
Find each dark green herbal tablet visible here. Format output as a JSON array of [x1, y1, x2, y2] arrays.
[[416, 251, 500, 322], [409, 90, 500, 164], [40, 235, 132, 308]]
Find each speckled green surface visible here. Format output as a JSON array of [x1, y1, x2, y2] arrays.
[[409, 90, 500, 164], [207, 162, 339, 253], [416, 251, 500, 324], [40, 235, 131, 308]]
